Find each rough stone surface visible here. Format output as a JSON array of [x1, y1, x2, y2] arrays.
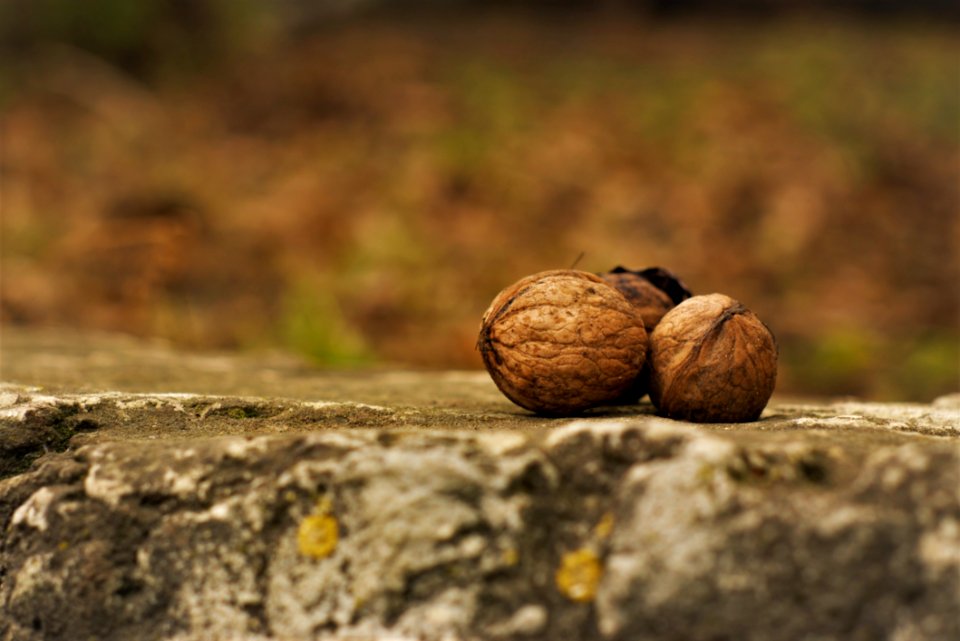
[[1, 329, 958, 641]]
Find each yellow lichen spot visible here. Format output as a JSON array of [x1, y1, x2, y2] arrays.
[[502, 547, 519, 567], [297, 513, 339, 559], [593, 512, 615, 541], [57, 541, 69, 552], [555, 547, 602, 603], [697, 463, 716, 484]]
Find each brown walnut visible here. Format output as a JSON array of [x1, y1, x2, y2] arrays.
[[648, 293, 777, 423], [600, 266, 692, 330], [477, 269, 648, 416], [600, 266, 693, 402]]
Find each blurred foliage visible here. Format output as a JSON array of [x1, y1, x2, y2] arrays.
[[1, 5, 957, 401], [280, 277, 374, 366], [893, 335, 960, 401], [785, 331, 960, 400], [0, 0, 274, 80]]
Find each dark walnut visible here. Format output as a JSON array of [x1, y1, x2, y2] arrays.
[[600, 266, 693, 402], [648, 293, 777, 423], [478, 269, 648, 416], [600, 266, 692, 330]]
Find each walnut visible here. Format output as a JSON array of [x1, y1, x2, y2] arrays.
[[600, 266, 692, 330], [600, 266, 693, 402], [477, 269, 648, 416], [648, 293, 777, 423]]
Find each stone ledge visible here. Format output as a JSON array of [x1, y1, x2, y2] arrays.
[[0, 330, 958, 641]]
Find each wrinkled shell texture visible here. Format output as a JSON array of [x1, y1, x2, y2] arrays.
[[601, 272, 675, 330], [479, 270, 648, 415], [601, 269, 682, 403], [649, 293, 777, 423]]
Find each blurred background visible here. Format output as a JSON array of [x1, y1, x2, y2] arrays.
[[1, 0, 957, 401]]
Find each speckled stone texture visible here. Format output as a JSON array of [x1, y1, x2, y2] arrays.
[[1, 330, 958, 641]]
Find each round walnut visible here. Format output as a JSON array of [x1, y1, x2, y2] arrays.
[[648, 293, 777, 423], [478, 269, 648, 416], [600, 266, 692, 330], [600, 266, 693, 402]]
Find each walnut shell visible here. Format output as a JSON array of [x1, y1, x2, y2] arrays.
[[478, 269, 648, 416], [600, 266, 693, 403], [600, 266, 692, 330], [648, 293, 777, 423]]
